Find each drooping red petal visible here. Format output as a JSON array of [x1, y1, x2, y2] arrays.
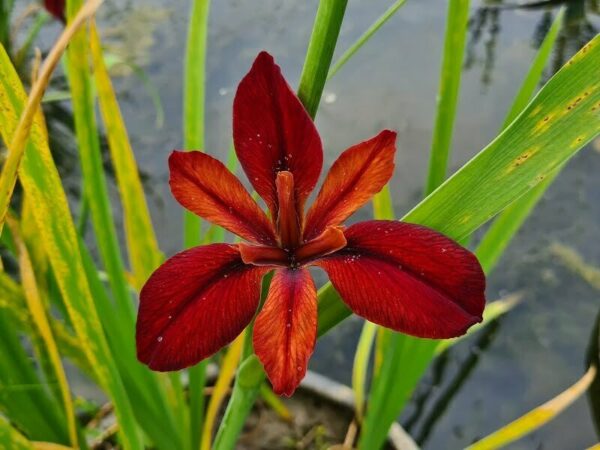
[[44, 0, 65, 22], [169, 151, 276, 245], [136, 244, 268, 371], [315, 221, 486, 339], [233, 52, 323, 218], [253, 268, 317, 396], [304, 130, 397, 241]]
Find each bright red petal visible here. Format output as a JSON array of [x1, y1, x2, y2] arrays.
[[315, 221, 485, 339], [169, 151, 276, 245], [304, 130, 396, 241], [233, 52, 323, 217], [136, 244, 268, 371], [253, 268, 317, 396]]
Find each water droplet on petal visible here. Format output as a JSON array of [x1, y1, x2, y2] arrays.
[[157, 336, 163, 342]]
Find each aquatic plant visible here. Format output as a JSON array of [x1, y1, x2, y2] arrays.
[[0, 0, 598, 449]]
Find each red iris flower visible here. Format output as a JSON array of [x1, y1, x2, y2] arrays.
[[136, 52, 486, 396], [44, 0, 66, 23]]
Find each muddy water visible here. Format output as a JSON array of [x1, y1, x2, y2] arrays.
[[37, 0, 600, 447]]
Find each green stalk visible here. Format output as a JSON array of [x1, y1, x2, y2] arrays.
[[65, 0, 134, 325], [183, 0, 210, 249], [183, 2, 211, 449], [297, 0, 348, 118], [424, 0, 470, 195], [213, 3, 348, 448]]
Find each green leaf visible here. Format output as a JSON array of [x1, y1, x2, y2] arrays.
[[298, 0, 348, 118], [475, 10, 564, 273], [0, 416, 34, 450], [8, 218, 79, 448], [184, 2, 212, 449], [467, 366, 597, 450], [183, 0, 211, 249], [409, 33, 600, 242], [0, 40, 142, 450], [213, 356, 264, 450], [501, 9, 565, 131], [352, 321, 377, 422], [89, 22, 164, 290], [425, 0, 471, 195]]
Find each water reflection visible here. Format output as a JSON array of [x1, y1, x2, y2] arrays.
[[466, 0, 599, 85]]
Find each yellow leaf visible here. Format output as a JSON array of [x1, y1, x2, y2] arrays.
[[467, 365, 597, 450]]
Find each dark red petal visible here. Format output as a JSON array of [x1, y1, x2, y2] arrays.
[[253, 268, 317, 396], [44, 0, 65, 22], [169, 151, 276, 245], [233, 52, 323, 217], [315, 221, 486, 339], [136, 244, 268, 371], [304, 130, 397, 241]]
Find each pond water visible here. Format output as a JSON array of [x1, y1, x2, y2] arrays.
[[37, 0, 600, 448]]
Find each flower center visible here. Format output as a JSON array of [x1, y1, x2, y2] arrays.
[[239, 171, 347, 268], [239, 226, 347, 268], [275, 171, 301, 250]]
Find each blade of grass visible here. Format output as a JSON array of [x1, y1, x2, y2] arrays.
[[66, 5, 183, 446], [259, 384, 293, 421], [327, 0, 408, 80], [475, 9, 564, 272], [0, 42, 143, 450], [501, 10, 564, 130], [352, 185, 395, 421], [408, 33, 600, 242], [213, 355, 264, 450], [0, 416, 34, 450], [467, 365, 597, 450], [201, 333, 245, 450], [0, 295, 68, 443], [297, 0, 348, 118], [89, 21, 163, 289], [66, 6, 185, 448], [65, 0, 135, 324], [352, 321, 377, 422], [77, 237, 184, 450], [0, 0, 102, 235], [184, 1, 211, 449], [183, 0, 210, 249], [6, 217, 79, 449], [425, 0, 471, 195]]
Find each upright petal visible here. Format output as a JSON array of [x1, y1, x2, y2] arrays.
[[137, 244, 268, 371], [315, 221, 485, 339], [233, 52, 323, 217], [253, 268, 317, 396], [304, 130, 396, 241], [169, 151, 276, 245]]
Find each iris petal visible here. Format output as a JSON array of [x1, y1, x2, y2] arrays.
[[169, 151, 276, 245], [136, 244, 268, 371], [304, 130, 397, 241], [253, 268, 317, 396], [233, 52, 323, 218], [315, 220, 486, 339]]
